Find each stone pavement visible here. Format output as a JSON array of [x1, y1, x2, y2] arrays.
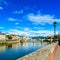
[[55, 46, 60, 60]]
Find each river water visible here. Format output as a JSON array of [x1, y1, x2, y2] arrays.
[[0, 40, 48, 60]]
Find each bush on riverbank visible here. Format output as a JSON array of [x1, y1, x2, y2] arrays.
[[6, 35, 12, 39], [43, 39, 51, 44]]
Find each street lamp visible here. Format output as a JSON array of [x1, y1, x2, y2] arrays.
[[53, 21, 56, 41]]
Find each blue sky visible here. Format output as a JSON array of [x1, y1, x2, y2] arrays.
[[0, 0, 60, 36]]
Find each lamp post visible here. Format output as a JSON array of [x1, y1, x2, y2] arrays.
[[53, 21, 56, 41]]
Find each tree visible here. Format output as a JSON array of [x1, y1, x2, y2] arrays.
[[6, 35, 12, 39]]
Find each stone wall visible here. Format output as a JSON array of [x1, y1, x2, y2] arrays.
[[17, 42, 58, 60]]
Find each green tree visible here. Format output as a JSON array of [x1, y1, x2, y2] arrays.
[[6, 35, 12, 39]]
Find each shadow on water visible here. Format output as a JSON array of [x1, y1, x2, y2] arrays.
[[6, 44, 12, 49]]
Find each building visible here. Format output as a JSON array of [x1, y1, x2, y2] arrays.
[[0, 32, 6, 40]]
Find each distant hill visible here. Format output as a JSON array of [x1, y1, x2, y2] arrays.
[[30, 36, 46, 39]]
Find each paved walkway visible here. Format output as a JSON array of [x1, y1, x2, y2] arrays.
[[55, 46, 60, 60]]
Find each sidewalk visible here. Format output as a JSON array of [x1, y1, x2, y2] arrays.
[[55, 46, 60, 60]]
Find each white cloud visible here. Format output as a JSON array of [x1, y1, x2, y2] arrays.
[[13, 10, 23, 14], [0, 6, 3, 10], [15, 22, 19, 25], [0, 27, 4, 29], [7, 29, 27, 36], [26, 13, 60, 25], [6, 28, 58, 37], [8, 18, 17, 21], [24, 28, 30, 32], [34, 27, 44, 30]]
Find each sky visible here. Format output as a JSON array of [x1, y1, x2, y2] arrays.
[[0, 0, 60, 37]]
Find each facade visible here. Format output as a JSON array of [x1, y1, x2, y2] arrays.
[[0, 33, 6, 40]]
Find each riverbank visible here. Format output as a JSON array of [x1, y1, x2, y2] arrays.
[[0, 40, 20, 44], [17, 42, 58, 60]]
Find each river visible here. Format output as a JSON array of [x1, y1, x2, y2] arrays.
[[0, 40, 48, 60]]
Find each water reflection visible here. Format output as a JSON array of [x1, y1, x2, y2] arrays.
[[0, 40, 48, 60], [6, 44, 12, 49], [0, 45, 6, 53], [0, 41, 46, 52]]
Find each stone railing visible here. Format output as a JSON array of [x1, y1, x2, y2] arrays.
[[17, 42, 58, 60]]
